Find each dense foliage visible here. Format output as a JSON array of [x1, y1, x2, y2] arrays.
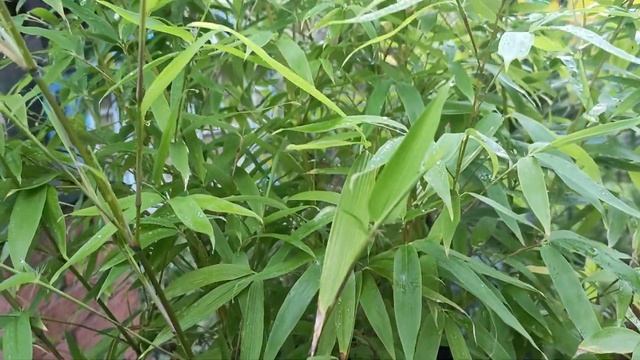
[[2, 0, 640, 358]]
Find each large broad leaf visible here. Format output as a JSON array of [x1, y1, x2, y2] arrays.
[[394, 245, 422, 360], [8, 186, 48, 270], [369, 85, 450, 224], [540, 245, 601, 338], [314, 154, 375, 351]]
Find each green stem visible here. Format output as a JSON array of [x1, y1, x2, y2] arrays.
[[0, 2, 192, 357]]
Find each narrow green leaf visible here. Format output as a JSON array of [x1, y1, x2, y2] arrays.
[[0, 272, 37, 292], [535, 153, 640, 218], [360, 273, 395, 359], [579, 327, 640, 354], [517, 156, 551, 235], [141, 35, 209, 115], [276, 36, 314, 85], [415, 311, 443, 360], [287, 191, 341, 205], [444, 320, 472, 360], [188, 22, 346, 116], [151, 279, 251, 347], [394, 245, 422, 360], [278, 115, 407, 134], [97, 0, 193, 41], [468, 192, 537, 229], [540, 245, 601, 338], [369, 85, 450, 224], [191, 194, 262, 220], [264, 264, 321, 360], [425, 161, 453, 219], [335, 273, 357, 358], [487, 184, 524, 244], [241, 280, 265, 360], [548, 118, 640, 149], [8, 186, 47, 270], [165, 264, 255, 298], [3, 313, 32, 360], [451, 62, 474, 101], [326, 0, 427, 25], [396, 83, 424, 124], [170, 140, 191, 188], [42, 185, 66, 258], [549, 25, 640, 65], [169, 196, 214, 242], [437, 256, 539, 351]]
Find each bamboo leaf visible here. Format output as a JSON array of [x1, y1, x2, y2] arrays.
[[169, 196, 215, 243], [579, 327, 640, 355], [165, 264, 255, 298], [42, 186, 67, 258], [517, 156, 551, 235], [315, 154, 375, 349], [369, 85, 450, 224], [549, 25, 640, 65], [360, 273, 395, 360], [444, 320, 472, 360], [335, 273, 357, 358], [188, 21, 346, 116], [264, 264, 321, 360], [540, 244, 601, 338], [141, 35, 210, 115], [394, 245, 422, 360], [8, 186, 47, 270], [547, 118, 640, 149], [241, 280, 265, 360], [3, 312, 32, 360]]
